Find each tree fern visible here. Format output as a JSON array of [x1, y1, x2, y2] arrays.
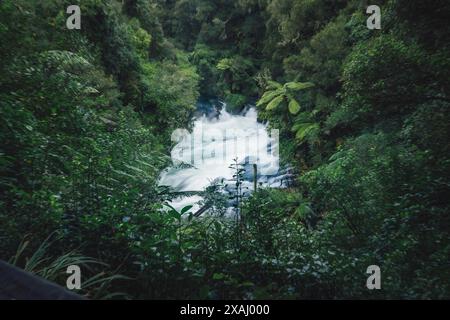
[[256, 80, 314, 114]]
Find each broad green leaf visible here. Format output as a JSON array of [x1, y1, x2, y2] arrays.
[[285, 82, 315, 91], [265, 95, 284, 111], [256, 89, 281, 107], [288, 99, 301, 114], [266, 80, 283, 90], [181, 205, 193, 214]]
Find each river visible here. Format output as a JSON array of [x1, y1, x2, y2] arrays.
[[159, 99, 292, 214]]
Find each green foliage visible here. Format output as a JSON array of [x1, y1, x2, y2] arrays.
[[10, 233, 129, 299], [1, 0, 449, 300], [215, 55, 256, 109], [300, 131, 450, 298], [256, 81, 314, 114], [128, 18, 152, 60], [292, 121, 320, 145], [141, 51, 200, 133], [191, 44, 222, 97]]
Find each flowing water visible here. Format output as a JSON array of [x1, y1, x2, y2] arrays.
[[159, 99, 292, 213]]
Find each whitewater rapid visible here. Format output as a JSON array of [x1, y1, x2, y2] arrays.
[[159, 101, 289, 213]]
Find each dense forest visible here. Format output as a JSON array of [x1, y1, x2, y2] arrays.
[[1, 0, 449, 299]]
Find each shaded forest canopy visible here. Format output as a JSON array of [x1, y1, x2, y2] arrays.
[[0, 0, 449, 299]]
